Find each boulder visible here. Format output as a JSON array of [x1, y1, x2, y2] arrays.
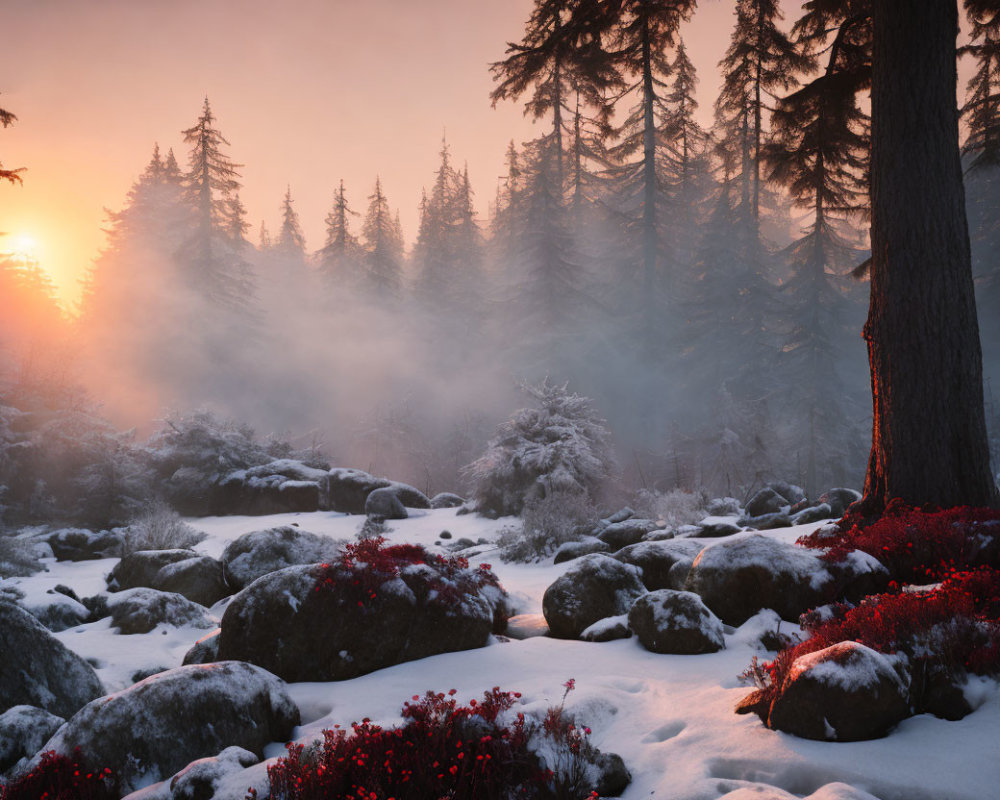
[[596, 519, 661, 551], [745, 488, 787, 517], [153, 556, 229, 607], [766, 642, 910, 741], [221, 526, 341, 591], [819, 488, 863, 518], [792, 503, 834, 526], [182, 629, 221, 666], [741, 512, 793, 531], [36, 661, 299, 794], [696, 521, 743, 538], [389, 482, 432, 509], [0, 705, 65, 773], [612, 540, 706, 591], [212, 460, 328, 515], [553, 536, 611, 564], [684, 535, 835, 625], [21, 590, 89, 632], [580, 614, 632, 642], [769, 481, 807, 506], [365, 487, 408, 520], [706, 497, 742, 516], [107, 588, 216, 635], [600, 507, 635, 526], [324, 468, 391, 514], [542, 554, 646, 639], [107, 549, 200, 592], [44, 528, 122, 562], [431, 492, 465, 509], [0, 601, 104, 718], [216, 559, 508, 682], [628, 590, 725, 654], [163, 746, 259, 800]]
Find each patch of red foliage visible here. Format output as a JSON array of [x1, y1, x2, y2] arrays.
[[252, 684, 600, 800], [315, 536, 502, 612], [797, 501, 1000, 584], [0, 750, 119, 800], [743, 567, 1000, 713]]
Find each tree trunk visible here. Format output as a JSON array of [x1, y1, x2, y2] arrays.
[[862, 0, 999, 513]]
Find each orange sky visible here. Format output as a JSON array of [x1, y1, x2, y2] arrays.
[[1, 1, 788, 308]]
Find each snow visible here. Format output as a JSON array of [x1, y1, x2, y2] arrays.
[[787, 642, 905, 694], [2, 510, 998, 800]]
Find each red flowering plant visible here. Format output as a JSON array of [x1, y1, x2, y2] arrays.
[[253, 683, 605, 800], [0, 750, 119, 800]]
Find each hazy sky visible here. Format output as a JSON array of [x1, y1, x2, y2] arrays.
[[1, 1, 766, 306]]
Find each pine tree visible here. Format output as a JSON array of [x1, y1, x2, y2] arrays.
[[276, 186, 306, 254], [861, 0, 998, 512], [361, 177, 403, 297], [179, 98, 255, 310], [317, 179, 364, 291], [224, 192, 251, 246]]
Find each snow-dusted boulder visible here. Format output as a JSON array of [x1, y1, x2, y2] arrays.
[[34, 662, 299, 794], [107, 549, 200, 592], [706, 497, 741, 516], [580, 614, 632, 642], [0, 705, 65, 773], [43, 528, 122, 562], [107, 588, 215, 635], [792, 503, 834, 526], [182, 629, 221, 666], [542, 554, 646, 639], [153, 555, 229, 607], [694, 521, 742, 538], [553, 536, 611, 564], [140, 745, 259, 800], [21, 589, 89, 632], [613, 539, 706, 591], [220, 526, 341, 591], [212, 459, 327, 515], [628, 590, 725, 654], [745, 488, 787, 518], [766, 642, 910, 741], [684, 535, 835, 625], [819, 488, 862, 518], [431, 492, 465, 509], [324, 468, 392, 514], [365, 487, 408, 520], [740, 512, 793, 531], [0, 601, 104, 718], [596, 518, 661, 551], [216, 557, 508, 682], [769, 481, 806, 506]]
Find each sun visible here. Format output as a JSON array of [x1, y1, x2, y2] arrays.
[[10, 233, 39, 259]]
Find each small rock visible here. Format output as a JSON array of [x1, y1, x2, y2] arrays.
[[553, 536, 611, 564], [431, 492, 466, 509], [107, 588, 215, 635], [580, 614, 632, 642], [365, 487, 408, 520]]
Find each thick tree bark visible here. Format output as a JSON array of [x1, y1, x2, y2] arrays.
[[862, 0, 999, 513]]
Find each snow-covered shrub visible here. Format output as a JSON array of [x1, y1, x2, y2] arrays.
[[497, 490, 599, 562], [258, 683, 606, 800], [0, 748, 119, 800], [121, 500, 206, 555], [631, 488, 708, 529], [464, 380, 616, 517], [147, 410, 329, 491], [0, 532, 44, 578]]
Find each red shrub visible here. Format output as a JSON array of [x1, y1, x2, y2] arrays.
[[743, 567, 1000, 713], [316, 536, 503, 614], [798, 501, 1000, 584], [0, 750, 119, 800], [254, 684, 601, 800]]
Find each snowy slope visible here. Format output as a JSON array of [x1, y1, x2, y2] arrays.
[[4, 509, 998, 800]]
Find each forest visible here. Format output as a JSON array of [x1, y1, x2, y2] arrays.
[[2, 1, 1000, 799], [1, 0, 996, 522]]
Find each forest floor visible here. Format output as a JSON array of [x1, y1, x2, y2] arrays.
[[10, 509, 1000, 800]]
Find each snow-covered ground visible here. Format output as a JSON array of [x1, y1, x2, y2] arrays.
[[6, 509, 1000, 800]]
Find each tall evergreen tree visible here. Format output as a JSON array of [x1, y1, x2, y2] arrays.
[[861, 0, 998, 512], [317, 179, 364, 291], [276, 186, 306, 254], [179, 98, 255, 310], [361, 177, 404, 297]]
